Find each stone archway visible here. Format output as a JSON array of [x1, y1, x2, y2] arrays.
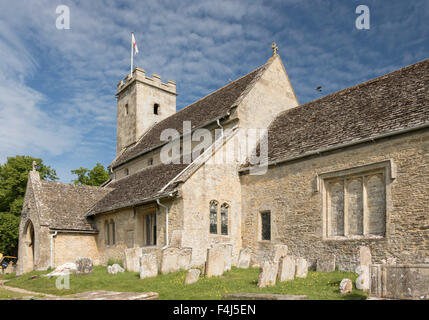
[[22, 220, 35, 273]]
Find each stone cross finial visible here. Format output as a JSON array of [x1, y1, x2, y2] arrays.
[[271, 42, 278, 56], [32, 161, 37, 171]]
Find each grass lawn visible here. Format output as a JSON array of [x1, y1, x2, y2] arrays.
[[4, 266, 367, 300], [0, 287, 30, 300]]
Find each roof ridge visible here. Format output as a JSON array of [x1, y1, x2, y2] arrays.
[[274, 57, 429, 121], [40, 179, 108, 190]]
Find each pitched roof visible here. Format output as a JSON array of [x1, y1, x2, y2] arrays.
[[36, 180, 111, 231], [86, 163, 188, 216], [110, 61, 270, 169], [256, 58, 429, 165]]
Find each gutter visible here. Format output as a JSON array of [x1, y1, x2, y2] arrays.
[[86, 192, 176, 217], [239, 122, 429, 174]]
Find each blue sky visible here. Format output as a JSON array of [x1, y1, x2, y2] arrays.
[[0, 0, 428, 182]]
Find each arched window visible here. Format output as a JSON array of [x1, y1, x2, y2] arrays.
[[221, 203, 229, 235], [105, 221, 110, 245], [154, 103, 159, 115], [110, 220, 116, 245], [209, 201, 218, 234]]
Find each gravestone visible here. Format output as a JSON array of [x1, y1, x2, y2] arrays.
[[272, 244, 288, 262], [258, 260, 279, 288], [360, 246, 372, 267], [108, 264, 124, 274], [355, 265, 370, 291], [185, 269, 201, 285], [75, 257, 93, 275], [160, 247, 180, 275], [140, 253, 158, 279], [340, 278, 353, 294], [295, 257, 308, 278], [278, 255, 295, 282], [237, 248, 252, 269], [206, 245, 225, 277], [356, 246, 372, 291], [316, 254, 336, 272], [220, 244, 233, 272], [178, 247, 192, 270], [125, 247, 143, 272]]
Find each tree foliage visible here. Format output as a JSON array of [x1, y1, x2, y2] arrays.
[[0, 156, 58, 216], [0, 155, 57, 256], [71, 163, 110, 186], [0, 213, 20, 256]]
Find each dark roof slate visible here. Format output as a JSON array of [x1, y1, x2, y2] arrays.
[[110, 62, 269, 169], [260, 58, 429, 164], [86, 163, 188, 216], [37, 181, 111, 231]]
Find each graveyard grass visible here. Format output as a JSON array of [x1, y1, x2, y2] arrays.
[[3, 267, 367, 300]]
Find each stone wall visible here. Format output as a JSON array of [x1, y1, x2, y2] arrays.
[[93, 198, 183, 265], [54, 233, 100, 266], [240, 129, 429, 271]]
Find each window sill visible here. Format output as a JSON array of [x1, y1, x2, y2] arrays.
[[323, 234, 385, 241], [209, 234, 230, 239]]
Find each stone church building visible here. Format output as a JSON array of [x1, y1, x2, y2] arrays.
[[16, 49, 429, 275]]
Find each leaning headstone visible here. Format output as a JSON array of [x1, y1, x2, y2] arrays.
[[258, 261, 279, 288], [45, 262, 77, 278], [184, 269, 201, 285], [178, 247, 192, 270], [140, 253, 158, 279], [237, 248, 252, 269], [340, 278, 353, 294], [125, 247, 143, 272], [316, 254, 336, 272], [160, 247, 180, 275], [170, 230, 183, 247], [108, 264, 124, 274], [75, 258, 93, 275], [272, 244, 288, 262], [278, 255, 295, 282], [206, 245, 225, 277], [295, 258, 308, 278]]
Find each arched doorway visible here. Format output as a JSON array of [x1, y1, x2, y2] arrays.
[[22, 220, 35, 273]]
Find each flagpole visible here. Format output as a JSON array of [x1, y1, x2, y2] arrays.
[[130, 32, 134, 77]]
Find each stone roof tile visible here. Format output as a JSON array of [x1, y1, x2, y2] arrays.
[[258, 58, 429, 165], [87, 163, 188, 216]]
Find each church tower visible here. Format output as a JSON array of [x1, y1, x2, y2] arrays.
[[115, 68, 177, 154]]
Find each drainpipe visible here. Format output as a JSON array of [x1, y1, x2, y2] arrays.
[[49, 231, 58, 269], [157, 199, 169, 249], [216, 119, 224, 138]]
